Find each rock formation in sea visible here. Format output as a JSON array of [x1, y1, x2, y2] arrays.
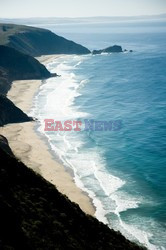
[[92, 45, 123, 54]]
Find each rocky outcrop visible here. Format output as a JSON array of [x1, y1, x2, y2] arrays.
[[0, 23, 91, 56], [92, 45, 123, 54], [0, 94, 32, 126], [0, 135, 14, 156]]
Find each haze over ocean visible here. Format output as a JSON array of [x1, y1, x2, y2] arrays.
[[14, 17, 166, 249]]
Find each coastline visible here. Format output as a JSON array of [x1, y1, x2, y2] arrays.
[[0, 54, 95, 216]]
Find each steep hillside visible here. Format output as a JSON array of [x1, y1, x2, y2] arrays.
[[0, 94, 32, 126], [0, 23, 91, 56], [0, 137, 145, 250], [0, 45, 55, 94]]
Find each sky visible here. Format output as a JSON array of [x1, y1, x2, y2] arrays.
[[0, 0, 166, 18]]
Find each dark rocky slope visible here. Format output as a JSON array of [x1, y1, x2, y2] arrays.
[[0, 94, 32, 126], [0, 137, 145, 250], [0, 23, 91, 56], [0, 45, 53, 126], [92, 45, 123, 54], [0, 45, 55, 94], [0, 135, 14, 156]]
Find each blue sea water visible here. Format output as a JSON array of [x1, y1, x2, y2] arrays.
[[27, 18, 166, 249]]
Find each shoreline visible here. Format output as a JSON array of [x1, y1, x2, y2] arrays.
[[0, 54, 95, 216]]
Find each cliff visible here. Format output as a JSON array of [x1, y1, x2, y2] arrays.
[[0, 45, 53, 126], [0, 45, 54, 94], [0, 23, 91, 56], [0, 94, 32, 126], [0, 137, 144, 250]]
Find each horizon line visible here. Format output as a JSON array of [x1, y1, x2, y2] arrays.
[[1, 13, 166, 20]]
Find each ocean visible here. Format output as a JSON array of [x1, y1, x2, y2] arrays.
[[26, 17, 166, 249]]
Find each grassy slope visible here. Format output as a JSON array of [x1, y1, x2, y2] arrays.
[[0, 23, 91, 56], [0, 23, 34, 44]]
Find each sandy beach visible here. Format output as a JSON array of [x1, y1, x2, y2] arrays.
[[0, 55, 95, 216], [36, 54, 68, 64]]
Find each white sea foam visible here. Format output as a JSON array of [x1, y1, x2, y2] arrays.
[[38, 61, 89, 120], [74, 61, 83, 67], [92, 162, 125, 196], [76, 79, 89, 90], [118, 219, 157, 250], [111, 191, 141, 213]]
